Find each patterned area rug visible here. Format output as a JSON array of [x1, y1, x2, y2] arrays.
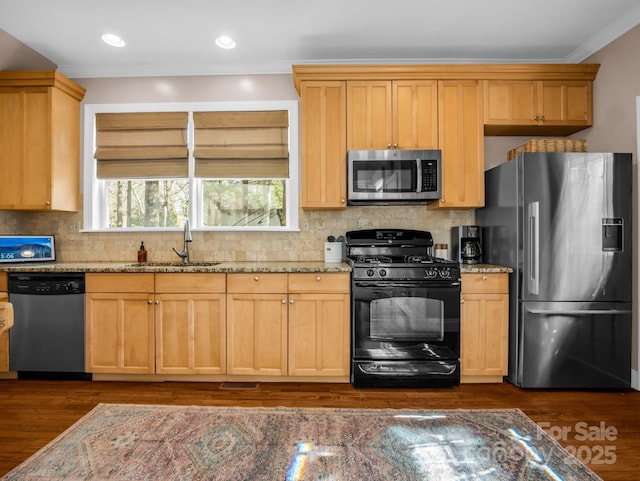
[[1, 403, 602, 481]]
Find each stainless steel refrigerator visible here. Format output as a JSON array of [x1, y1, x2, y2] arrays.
[[477, 152, 632, 388]]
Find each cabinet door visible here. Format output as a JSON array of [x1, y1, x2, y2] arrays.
[[155, 293, 226, 374], [226, 293, 287, 376], [347, 81, 392, 149], [288, 293, 350, 377], [85, 293, 155, 373], [393, 80, 438, 149], [0, 89, 52, 209], [483, 80, 537, 126], [460, 293, 509, 379], [539, 81, 592, 126], [432, 80, 484, 209], [300, 81, 347, 209]]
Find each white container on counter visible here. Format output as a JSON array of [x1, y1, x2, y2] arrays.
[[324, 242, 343, 263]]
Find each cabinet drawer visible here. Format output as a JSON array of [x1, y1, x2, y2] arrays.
[[288, 273, 350, 293], [461, 273, 508, 294], [155, 273, 225, 293], [227, 273, 288, 293], [86, 273, 154, 293], [0, 273, 6, 292]]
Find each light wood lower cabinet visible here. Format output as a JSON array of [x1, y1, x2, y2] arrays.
[[155, 274, 226, 375], [288, 273, 350, 377], [85, 273, 155, 374], [226, 274, 289, 376], [84, 271, 351, 380], [460, 273, 509, 383]]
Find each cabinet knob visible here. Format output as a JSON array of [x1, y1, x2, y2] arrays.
[[282, 299, 287, 304], [290, 299, 294, 304], [387, 143, 392, 148], [341, 199, 346, 204], [316, 276, 321, 281], [460, 299, 465, 304], [155, 300, 160, 305], [393, 143, 398, 149], [482, 275, 488, 280], [253, 276, 259, 281], [148, 299, 153, 304]]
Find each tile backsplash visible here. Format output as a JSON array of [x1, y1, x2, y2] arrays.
[[0, 206, 473, 263]]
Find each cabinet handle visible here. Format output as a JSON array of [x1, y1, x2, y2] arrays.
[[460, 299, 465, 304], [341, 199, 346, 204], [253, 276, 259, 281], [282, 299, 287, 304], [290, 299, 294, 304], [155, 300, 160, 305], [393, 143, 398, 149], [148, 299, 153, 304], [387, 143, 392, 148], [316, 276, 321, 281]]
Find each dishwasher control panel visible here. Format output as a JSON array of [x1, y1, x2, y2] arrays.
[[9, 273, 85, 295]]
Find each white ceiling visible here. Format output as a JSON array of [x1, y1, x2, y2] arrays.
[[2, 0, 640, 78]]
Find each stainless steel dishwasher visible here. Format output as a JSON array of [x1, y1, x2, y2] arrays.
[[9, 272, 89, 379]]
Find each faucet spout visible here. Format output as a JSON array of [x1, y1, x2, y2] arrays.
[[173, 220, 192, 263]]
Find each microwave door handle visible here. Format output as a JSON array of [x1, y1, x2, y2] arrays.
[[416, 158, 422, 192]]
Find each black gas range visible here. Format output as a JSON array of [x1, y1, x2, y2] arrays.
[[346, 229, 461, 388]]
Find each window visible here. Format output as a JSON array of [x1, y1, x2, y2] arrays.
[[83, 101, 299, 232]]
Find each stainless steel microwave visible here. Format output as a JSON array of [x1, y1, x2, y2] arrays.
[[347, 149, 441, 205]]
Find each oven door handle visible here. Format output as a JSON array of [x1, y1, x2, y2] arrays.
[[354, 281, 460, 289]]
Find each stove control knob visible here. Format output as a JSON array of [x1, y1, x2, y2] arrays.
[[440, 269, 451, 278], [425, 269, 438, 278], [379, 269, 387, 277], [366, 269, 375, 277]]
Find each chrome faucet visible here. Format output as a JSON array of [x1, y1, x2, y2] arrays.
[[172, 219, 192, 264]]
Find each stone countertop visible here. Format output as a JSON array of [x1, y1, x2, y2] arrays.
[[460, 263, 513, 274], [0, 261, 352, 274]]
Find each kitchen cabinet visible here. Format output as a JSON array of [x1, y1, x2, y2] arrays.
[[430, 80, 484, 209], [288, 273, 350, 377], [483, 80, 593, 135], [460, 273, 509, 383], [346, 80, 438, 150], [0, 273, 8, 372], [299, 81, 347, 209], [226, 274, 288, 376], [85, 273, 155, 374], [155, 274, 226, 375], [0, 71, 86, 211]]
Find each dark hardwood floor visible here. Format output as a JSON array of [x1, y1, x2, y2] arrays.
[[0, 379, 637, 480]]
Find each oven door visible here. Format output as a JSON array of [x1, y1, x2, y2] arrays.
[[352, 280, 460, 361]]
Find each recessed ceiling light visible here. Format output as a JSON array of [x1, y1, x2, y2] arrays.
[[215, 35, 236, 49], [101, 33, 126, 48]]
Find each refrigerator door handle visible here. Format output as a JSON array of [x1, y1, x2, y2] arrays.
[[527, 201, 540, 295], [528, 309, 632, 315]]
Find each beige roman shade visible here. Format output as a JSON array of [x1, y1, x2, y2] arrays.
[[194, 110, 289, 178], [95, 112, 188, 178]]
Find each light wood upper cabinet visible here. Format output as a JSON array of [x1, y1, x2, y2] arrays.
[[483, 80, 592, 135], [0, 71, 85, 211], [347, 80, 438, 150], [460, 273, 509, 383], [430, 80, 484, 209], [299, 81, 347, 209]]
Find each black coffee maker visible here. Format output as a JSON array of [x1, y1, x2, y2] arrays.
[[452, 225, 482, 264]]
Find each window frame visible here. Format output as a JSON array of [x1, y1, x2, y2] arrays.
[[82, 100, 299, 232]]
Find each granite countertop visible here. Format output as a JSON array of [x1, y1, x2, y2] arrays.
[[1, 261, 511, 274], [0, 261, 352, 274]]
